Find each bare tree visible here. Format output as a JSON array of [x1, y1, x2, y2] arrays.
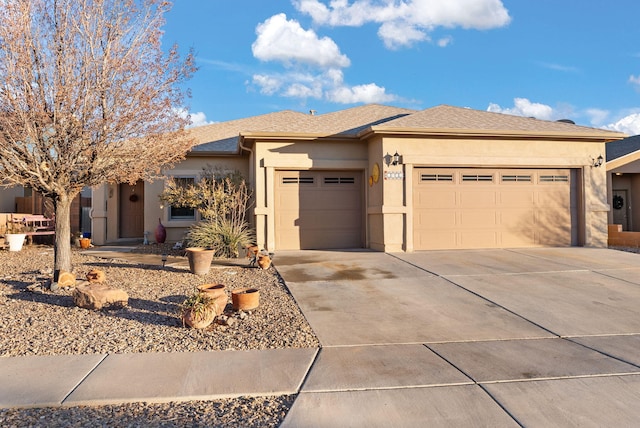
[[0, 0, 196, 278]]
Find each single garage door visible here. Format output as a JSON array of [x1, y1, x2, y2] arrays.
[[275, 170, 364, 250], [413, 168, 575, 250]]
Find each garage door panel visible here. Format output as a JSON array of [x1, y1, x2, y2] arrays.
[[459, 211, 498, 228], [500, 191, 535, 206], [416, 211, 458, 228], [416, 191, 457, 208], [459, 191, 497, 208], [413, 168, 574, 250], [501, 209, 537, 227], [275, 170, 363, 250], [460, 231, 499, 247]]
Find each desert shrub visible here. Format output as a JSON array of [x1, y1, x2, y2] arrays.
[[160, 166, 255, 257]]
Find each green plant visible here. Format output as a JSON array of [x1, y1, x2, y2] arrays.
[[179, 289, 219, 327], [161, 166, 256, 258], [186, 218, 254, 258]]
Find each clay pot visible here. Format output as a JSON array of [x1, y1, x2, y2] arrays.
[[79, 238, 91, 249], [232, 288, 260, 311], [181, 307, 215, 329], [197, 284, 228, 315], [186, 247, 215, 275], [197, 283, 226, 299]]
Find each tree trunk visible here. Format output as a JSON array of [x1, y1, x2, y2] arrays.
[[53, 193, 74, 281]]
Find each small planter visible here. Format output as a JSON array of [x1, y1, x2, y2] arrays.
[[5, 233, 26, 252], [181, 307, 215, 329], [197, 283, 226, 299], [79, 238, 91, 249], [232, 288, 260, 311], [197, 283, 228, 315], [186, 247, 215, 275]]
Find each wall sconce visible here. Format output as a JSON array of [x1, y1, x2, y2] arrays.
[[384, 151, 402, 166], [591, 155, 603, 168]]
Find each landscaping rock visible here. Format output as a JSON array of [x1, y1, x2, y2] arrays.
[[73, 283, 129, 310]]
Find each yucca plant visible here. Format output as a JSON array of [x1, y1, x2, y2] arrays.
[[186, 218, 254, 258]]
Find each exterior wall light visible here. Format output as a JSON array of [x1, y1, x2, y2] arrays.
[[592, 155, 603, 168], [385, 151, 402, 166]]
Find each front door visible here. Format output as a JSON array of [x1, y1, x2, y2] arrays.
[[612, 189, 629, 231], [119, 181, 144, 238]]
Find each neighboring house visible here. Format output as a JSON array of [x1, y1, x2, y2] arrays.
[[91, 104, 626, 252], [606, 134, 640, 236]]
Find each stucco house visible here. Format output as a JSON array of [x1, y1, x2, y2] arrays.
[[605, 134, 640, 245], [90, 104, 626, 252]]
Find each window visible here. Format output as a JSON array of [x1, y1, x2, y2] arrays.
[[324, 177, 355, 184], [169, 177, 196, 220], [502, 175, 532, 182], [462, 174, 493, 182], [539, 175, 569, 183], [421, 174, 454, 182], [282, 177, 314, 184]]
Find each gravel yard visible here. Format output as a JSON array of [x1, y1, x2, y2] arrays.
[[0, 244, 319, 427]]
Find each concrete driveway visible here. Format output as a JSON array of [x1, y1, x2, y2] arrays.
[[276, 248, 640, 427]]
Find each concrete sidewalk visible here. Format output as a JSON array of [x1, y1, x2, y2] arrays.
[[2, 247, 640, 427]]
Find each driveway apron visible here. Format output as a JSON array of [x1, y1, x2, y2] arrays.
[[277, 248, 640, 427]]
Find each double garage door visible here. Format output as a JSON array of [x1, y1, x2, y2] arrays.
[[275, 170, 363, 250], [413, 168, 576, 250]]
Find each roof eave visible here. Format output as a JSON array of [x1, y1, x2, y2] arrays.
[[240, 131, 358, 141], [362, 126, 628, 141]]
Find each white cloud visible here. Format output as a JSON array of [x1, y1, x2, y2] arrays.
[[176, 109, 214, 128], [378, 21, 429, 49], [585, 108, 610, 127], [437, 36, 453, 47], [252, 13, 350, 68], [487, 98, 554, 120], [294, 0, 511, 48], [252, 74, 283, 95], [327, 82, 397, 103], [629, 75, 640, 89], [604, 113, 640, 135], [251, 68, 398, 104], [250, 12, 399, 104], [188, 112, 214, 127]]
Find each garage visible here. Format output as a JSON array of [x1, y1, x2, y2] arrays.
[[275, 170, 364, 250], [413, 168, 576, 250]]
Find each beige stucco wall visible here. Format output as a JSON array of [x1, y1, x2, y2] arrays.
[[379, 136, 609, 250], [93, 155, 249, 245], [92, 133, 611, 250], [252, 139, 368, 251]]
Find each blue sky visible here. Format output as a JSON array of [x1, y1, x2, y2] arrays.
[[162, 0, 640, 134]]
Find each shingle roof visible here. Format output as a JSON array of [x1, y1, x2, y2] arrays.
[[187, 104, 626, 154], [373, 105, 625, 138], [606, 134, 640, 161], [188, 105, 415, 153]]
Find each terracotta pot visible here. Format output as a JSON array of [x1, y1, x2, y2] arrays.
[[79, 238, 91, 249], [186, 247, 215, 275], [232, 288, 260, 311], [182, 307, 215, 329], [197, 283, 226, 299]]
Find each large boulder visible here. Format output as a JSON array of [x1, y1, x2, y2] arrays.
[[73, 283, 129, 310]]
